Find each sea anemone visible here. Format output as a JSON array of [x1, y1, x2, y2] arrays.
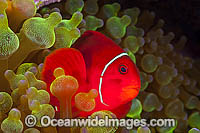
[[0, 0, 199, 132]]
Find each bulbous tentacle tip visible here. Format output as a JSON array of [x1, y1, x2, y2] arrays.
[[0, 92, 13, 114], [120, 15, 131, 26], [0, 5, 19, 58], [0, 0, 8, 10], [1, 108, 23, 133], [53, 67, 65, 78], [46, 12, 62, 26], [188, 128, 200, 133], [75, 89, 98, 112], [50, 68, 79, 98], [137, 127, 151, 133], [24, 128, 40, 133]]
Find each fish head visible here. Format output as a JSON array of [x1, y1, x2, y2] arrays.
[[97, 53, 141, 109]]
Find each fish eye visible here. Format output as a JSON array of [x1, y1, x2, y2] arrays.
[[119, 65, 128, 74]]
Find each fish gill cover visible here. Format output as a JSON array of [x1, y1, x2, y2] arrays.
[[0, 0, 199, 133]]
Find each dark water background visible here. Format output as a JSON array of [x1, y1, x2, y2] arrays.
[[108, 0, 200, 59]]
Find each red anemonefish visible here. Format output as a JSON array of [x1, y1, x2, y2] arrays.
[[41, 31, 141, 118]]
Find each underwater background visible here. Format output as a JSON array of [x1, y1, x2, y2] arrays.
[[0, 0, 200, 132]]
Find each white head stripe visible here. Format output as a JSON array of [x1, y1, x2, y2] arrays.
[[55, 106, 58, 111], [99, 52, 129, 106]]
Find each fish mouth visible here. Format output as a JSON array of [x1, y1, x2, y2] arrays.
[[122, 85, 140, 98], [120, 87, 139, 105], [120, 81, 141, 103], [123, 84, 140, 92]]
